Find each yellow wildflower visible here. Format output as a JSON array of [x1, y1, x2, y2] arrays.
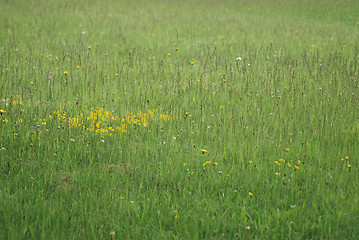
[[200, 149, 207, 153], [64, 71, 68, 75], [249, 192, 253, 196]]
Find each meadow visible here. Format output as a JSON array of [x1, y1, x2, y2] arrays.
[[1, 0, 359, 239]]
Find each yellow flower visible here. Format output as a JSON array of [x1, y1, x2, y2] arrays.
[[249, 192, 253, 196], [114, 44, 118, 47], [341, 158, 345, 162], [200, 149, 207, 153], [214, 162, 218, 166], [347, 164, 351, 168], [130, 201, 134, 204], [0, 109, 5, 114], [76, 65, 80, 68], [191, 62, 195, 65], [64, 71, 68, 75], [175, 47, 178, 51], [167, 53, 171, 56], [295, 166, 300, 170], [105, 52, 109, 56], [183, 163, 186, 167], [249, 161, 253, 163], [275, 172, 279, 175], [345, 156, 349, 160], [286, 148, 290, 151], [278, 96, 282, 99], [88, 46, 92, 50]]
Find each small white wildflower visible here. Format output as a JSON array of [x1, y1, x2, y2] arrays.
[[173, 137, 176, 140], [236, 57, 242, 61], [70, 139, 75, 142], [100, 140, 105, 143], [218, 171, 223, 174]]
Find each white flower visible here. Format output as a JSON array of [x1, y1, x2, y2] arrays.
[[70, 139, 75, 142], [236, 57, 242, 61], [100, 140, 105, 143]]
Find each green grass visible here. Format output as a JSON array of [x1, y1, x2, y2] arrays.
[[1, 0, 359, 239]]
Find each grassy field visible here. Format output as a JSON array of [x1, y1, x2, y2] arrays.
[[1, 0, 359, 239]]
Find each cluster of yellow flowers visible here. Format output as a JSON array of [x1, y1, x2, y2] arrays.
[[274, 158, 301, 172], [202, 161, 219, 167], [340, 156, 352, 168], [1, 95, 24, 106], [32, 107, 176, 136]]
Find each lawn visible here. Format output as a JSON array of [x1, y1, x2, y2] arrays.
[[1, 0, 359, 239]]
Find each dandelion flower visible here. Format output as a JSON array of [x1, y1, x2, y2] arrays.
[[88, 46, 92, 50], [200, 149, 207, 153], [191, 61, 195, 65], [275, 172, 279, 175], [249, 192, 253, 196], [286, 148, 290, 151], [167, 53, 171, 56], [130, 201, 134, 204], [295, 166, 300, 170], [347, 164, 351, 168], [64, 71, 68, 75]]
